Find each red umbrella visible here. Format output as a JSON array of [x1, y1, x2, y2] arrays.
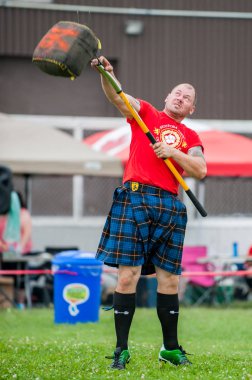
[[84, 126, 252, 177]]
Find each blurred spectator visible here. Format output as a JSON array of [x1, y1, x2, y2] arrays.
[[233, 245, 252, 301], [0, 191, 32, 255], [244, 246, 252, 301], [0, 191, 32, 307]]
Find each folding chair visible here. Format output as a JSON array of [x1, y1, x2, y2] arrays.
[[181, 246, 216, 306], [0, 276, 15, 308], [28, 246, 79, 306], [28, 252, 53, 307]]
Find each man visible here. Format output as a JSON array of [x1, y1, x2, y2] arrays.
[[91, 56, 207, 370]]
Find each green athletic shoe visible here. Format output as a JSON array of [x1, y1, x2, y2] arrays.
[[159, 345, 192, 366], [106, 347, 131, 370]]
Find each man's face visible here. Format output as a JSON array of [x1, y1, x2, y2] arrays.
[[164, 84, 196, 119]]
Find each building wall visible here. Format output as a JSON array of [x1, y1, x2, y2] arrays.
[[55, 0, 252, 12], [1, 2, 252, 119]]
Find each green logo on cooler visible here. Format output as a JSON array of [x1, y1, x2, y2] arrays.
[[63, 283, 90, 316]]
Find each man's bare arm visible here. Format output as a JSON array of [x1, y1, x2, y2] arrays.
[[91, 56, 140, 118], [188, 146, 206, 160], [152, 144, 207, 180]]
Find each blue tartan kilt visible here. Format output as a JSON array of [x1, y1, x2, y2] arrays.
[[96, 181, 187, 275]]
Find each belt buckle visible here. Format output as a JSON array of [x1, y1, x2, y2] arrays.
[[131, 182, 139, 191]]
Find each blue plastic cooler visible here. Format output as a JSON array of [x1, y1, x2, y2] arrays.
[[52, 251, 103, 324]]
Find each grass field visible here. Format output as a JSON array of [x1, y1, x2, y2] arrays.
[[0, 304, 251, 380]]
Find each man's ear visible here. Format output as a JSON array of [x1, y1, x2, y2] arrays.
[[165, 93, 171, 102], [189, 105, 195, 115]]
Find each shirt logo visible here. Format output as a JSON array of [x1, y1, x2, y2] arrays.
[[159, 125, 187, 150]]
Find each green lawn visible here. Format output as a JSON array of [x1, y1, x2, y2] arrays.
[[0, 305, 251, 380]]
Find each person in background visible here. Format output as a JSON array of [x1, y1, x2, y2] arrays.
[[0, 191, 32, 308], [0, 191, 32, 255], [244, 246, 252, 300], [91, 56, 207, 370]]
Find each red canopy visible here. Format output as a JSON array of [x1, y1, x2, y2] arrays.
[[199, 130, 252, 176], [84, 126, 252, 177]]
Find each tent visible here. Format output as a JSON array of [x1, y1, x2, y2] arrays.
[[0, 118, 123, 177], [199, 130, 252, 176], [84, 124, 252, 177]]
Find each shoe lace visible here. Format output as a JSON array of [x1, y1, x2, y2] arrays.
[[105, 349, 122, 361], [105, 351, 128, 366], [105, 354, 114, 360], [105, 350, 125, 367], [102, 305, 114, 311], [113, 351, 122, 366], [179, 346, 193, 356]]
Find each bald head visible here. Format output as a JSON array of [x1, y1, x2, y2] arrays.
[[164, 83, 197, 122], [171, 83, 197, 105]]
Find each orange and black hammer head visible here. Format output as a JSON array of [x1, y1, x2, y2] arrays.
[[32, 21, 101, 80]]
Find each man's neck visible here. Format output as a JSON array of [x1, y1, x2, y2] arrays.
[[163, 109, 184, 123]]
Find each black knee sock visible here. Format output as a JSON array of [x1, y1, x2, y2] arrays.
[[156, 293, 179, 350], [113, 291, 136, 350]]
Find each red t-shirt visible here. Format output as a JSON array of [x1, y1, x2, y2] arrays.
[[123, 100, 203, 194]]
